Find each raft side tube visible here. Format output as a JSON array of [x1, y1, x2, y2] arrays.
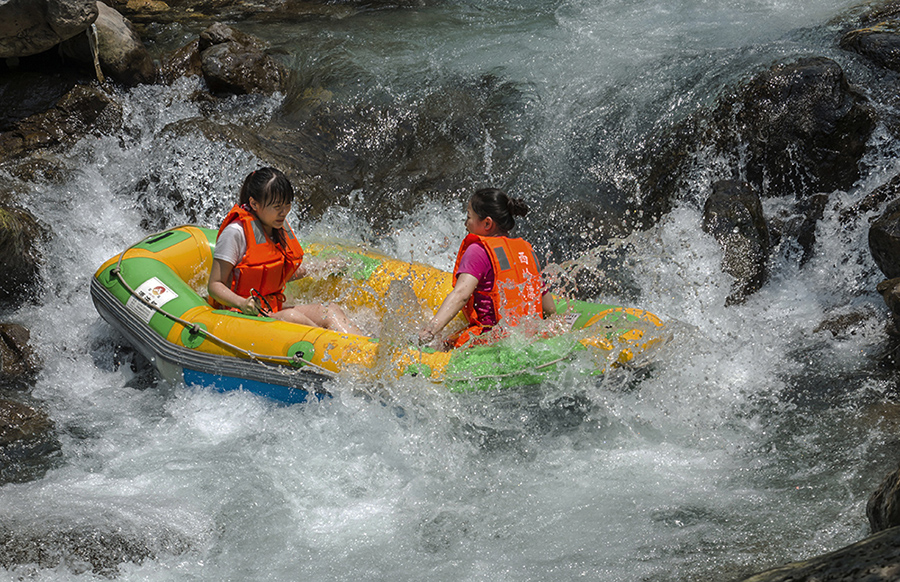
[[90, 277, 330, 403]]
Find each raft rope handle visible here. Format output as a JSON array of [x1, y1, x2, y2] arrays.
[[110, 234, 337, 379]]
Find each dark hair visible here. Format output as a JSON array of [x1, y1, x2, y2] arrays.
[[470, 187, 529, 234], [239, 167, 294, 208]]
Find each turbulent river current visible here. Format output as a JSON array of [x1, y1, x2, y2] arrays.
[[3, 0, 900, 580]]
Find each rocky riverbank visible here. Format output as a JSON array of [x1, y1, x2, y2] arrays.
[[4, 0, 900, 579]]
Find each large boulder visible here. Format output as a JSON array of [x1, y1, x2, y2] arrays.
[[877, 277, 900, 335], [0, 323, 41, 388], [138, 73, 530, 234], [0, 206, 46, 303], [0, 397, 57, 485], [868, 462, 900, 533], [0, 0, 98, 58], [108, 0, 423, 25], [734, 526, 900, 582], [59, 2, 155, 86], [869, 196, 900, 279], [198, 23, 288, 95], [638, 58, 876, 230], [0, 69, 84, 132], [702, 180, 770, 305], [712, 57, 875, 199], [841, 21, 900, 73], [0, 84, 122, 161]]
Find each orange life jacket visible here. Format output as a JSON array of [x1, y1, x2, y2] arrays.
[[451, 233, 543, 347], [214, 204, 304, 312]]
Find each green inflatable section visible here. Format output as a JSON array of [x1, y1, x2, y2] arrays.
[[443, 334, 589, 391], [442, 299, 661, 391]]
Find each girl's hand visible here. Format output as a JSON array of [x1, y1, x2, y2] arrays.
[[418, 328, 435, 345], [325, 257, 346, 272], [239, 296, 259, 316], [317, 257, 348, 276]]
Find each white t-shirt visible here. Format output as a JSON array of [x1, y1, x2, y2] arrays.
[[213, 223, 247, 266]]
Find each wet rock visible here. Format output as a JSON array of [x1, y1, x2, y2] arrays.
[[633, 115, 701, 229], [876, 277, 900, 333], [638, 57, 876, 229], [767, 193, 829, 266], [839, 172, 900, 226], [198, 23, 288, 95], [141, 73, 530, 230], [813, 306, 877, 338], [0, 398, 58, 484], [0, 84, 122, 161], [702, 180, 770, 305], [0, 520, 194, 575], [59, 2, 156, 86], [0, 399, 50, 446], [158, 38, 201, 84], [734, 526, 900, 581], [0, 68, 83, 131], [841, 20, 900, 73], [712, 57, 875, 199], [0, 0, 98, 58], [109, 0, 420, 25], [869, 463, 900, 532], [0, 206, 47, 304], [152, 22, 288, 94], [0, 323, 41, 387], [870, 197, 900, 279]]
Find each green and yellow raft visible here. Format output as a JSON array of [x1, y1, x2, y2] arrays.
[[91, 225, 665, 402]]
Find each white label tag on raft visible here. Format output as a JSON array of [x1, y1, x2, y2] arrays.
[[126, 277, 179, 323]]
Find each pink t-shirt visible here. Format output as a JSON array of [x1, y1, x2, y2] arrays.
[[456, 243, 497, 327]]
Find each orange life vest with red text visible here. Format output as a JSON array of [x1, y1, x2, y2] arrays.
[[215, 204, 304, 312], [451, 233, 543, 347]]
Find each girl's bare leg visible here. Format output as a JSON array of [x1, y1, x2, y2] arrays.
[[277, 303, 362, 335]]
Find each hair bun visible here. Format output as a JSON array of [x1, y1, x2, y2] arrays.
[[507, 197, 530, 217]]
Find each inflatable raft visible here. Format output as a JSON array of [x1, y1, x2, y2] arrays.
[[91, 226, 665, 403]]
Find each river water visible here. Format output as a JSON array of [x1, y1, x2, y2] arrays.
[[3, 0, 900, 580]]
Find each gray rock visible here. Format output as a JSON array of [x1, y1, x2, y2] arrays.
[[0, 0, 98, 58], [841, 22, 900, 73], [0, 398, 49, 447], [158, 38, 201, 84], [876, 277, 900, 334], [0, 518, 194, 575], [638, 58, 876, 230], [0, 84, 122, 161], [734, 526, 900, 582], [0, 397, 58, 484], [869, 197, 900, 279], [713, 57, 875, 199], [702, 180, 770, 305], [0, 323, 41, 387], [198, 23, 288, 95], [868, 463, 900, 533], [0, 206, 46, 303], [59, 2, 156, 86]]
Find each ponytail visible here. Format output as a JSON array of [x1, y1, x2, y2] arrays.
[[470, 188, 528, 234]]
